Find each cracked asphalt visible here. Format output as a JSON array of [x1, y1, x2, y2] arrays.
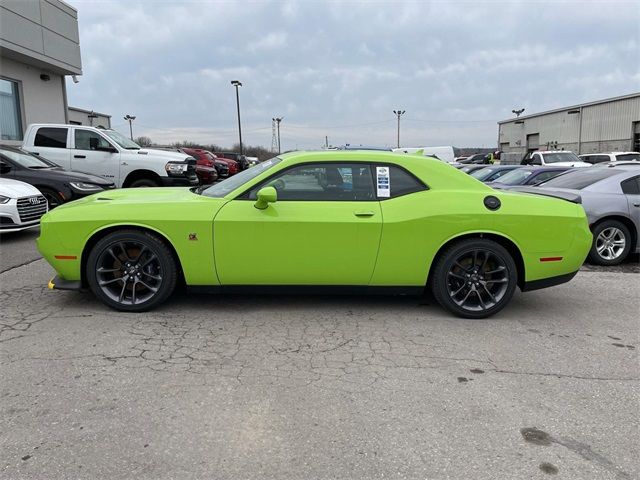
[[0, 232, 639, 479]]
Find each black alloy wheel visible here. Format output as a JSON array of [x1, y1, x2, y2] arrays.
[[431, 238, 517, 319], [86, 230, 177, 312], [40, 188, 64, 209]]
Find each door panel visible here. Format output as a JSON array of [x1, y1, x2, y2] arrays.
[[214, 200, 382, 285], [71, 128, 120, 182]]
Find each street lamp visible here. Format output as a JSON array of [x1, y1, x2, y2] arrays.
[[231, 80, 243, 154], [512, 108, 525, 117], [273, 117, 283, 153], [123, 114, 136, 140], [393, 110, 405, 148]]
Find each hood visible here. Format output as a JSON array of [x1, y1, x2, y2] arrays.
[[28, 167, 114, 186], [134, 148, 195, 163], [0, 177, 42, 198]]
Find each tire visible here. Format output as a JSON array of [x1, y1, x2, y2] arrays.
[[587, 220, 631, 266], [39, 187, 64, 209], [86, 229, 177, 312], [431, 238, 518, 319], [129, 178, 160, 188]]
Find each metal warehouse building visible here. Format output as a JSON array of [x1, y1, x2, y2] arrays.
[[498, 93, 640, 156]]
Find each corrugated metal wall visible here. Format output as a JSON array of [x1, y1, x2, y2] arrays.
[[498, 94, 640, 154]]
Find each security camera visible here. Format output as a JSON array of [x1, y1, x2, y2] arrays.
[[72, 75, 80, 84]]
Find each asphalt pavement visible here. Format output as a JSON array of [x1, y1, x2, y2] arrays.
[[0, 231, 638, 480]]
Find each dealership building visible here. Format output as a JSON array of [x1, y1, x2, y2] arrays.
[[0, 0, 108, 143], [498, 93, 640, 156]]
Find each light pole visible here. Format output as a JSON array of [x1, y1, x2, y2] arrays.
[[123, 114, 136, 140], [231, 80, 243, 154], [272, 117, 283, 153], [393, 110, 405, 148]]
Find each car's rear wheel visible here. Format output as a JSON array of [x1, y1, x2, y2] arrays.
[[86, 230, 177, 312], [588, 220, 631, 266], [431, 238, 518, 319]]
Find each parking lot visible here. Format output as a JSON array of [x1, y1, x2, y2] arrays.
[[0, 230, 637, 480]]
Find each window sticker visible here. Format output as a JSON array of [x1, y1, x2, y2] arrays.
[[376, 166, 390, 197]]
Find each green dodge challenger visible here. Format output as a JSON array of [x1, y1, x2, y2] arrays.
[[38, 151, 592, 318]]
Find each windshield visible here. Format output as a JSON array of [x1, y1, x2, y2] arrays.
[[494, 169, 533, 185], [470, 167, 498, 180], [543, 152, 581, 163], [103, 129, 140, 149], [202, 157, 282, 198], [1, 148, 59, 168], [538, 168, 619, 189]]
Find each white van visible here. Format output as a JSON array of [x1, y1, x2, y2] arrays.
[[392, 146, 460, 164]]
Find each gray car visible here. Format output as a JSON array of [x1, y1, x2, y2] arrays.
[[530, 166, 640, 265]]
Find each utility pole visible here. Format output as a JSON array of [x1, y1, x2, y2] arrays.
[[272, 117, 283, 153], [393, 110, 405, 148], [88, 110, 98, 126], [124, 114, 136, 140], [231, 80, 243, 154]]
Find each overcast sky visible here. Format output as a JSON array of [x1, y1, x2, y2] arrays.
[[66, 0, 640, 150]]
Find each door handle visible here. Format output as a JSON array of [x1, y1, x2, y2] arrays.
[[354, 211, 375, 217], [121, 162, 128, 166], [74, 155, 86, 159], [634, 203, 640, 207]]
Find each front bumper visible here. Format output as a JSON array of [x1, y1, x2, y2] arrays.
[[160, 175, 199, 187]]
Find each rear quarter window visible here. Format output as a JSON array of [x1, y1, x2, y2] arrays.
[[34, 127, 67, 148], [380, 166, 427, 198]]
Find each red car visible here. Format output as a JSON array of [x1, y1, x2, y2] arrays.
[[181, 148, 239, 181]]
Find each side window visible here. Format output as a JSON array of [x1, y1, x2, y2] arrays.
[[532, 171, 560, 183], [249, 163, 375, 201], [381, 166, 426, 198], [594, 155, 609, 164], [531, 154, 542, 165], [34, 127, 67, 148], [74, 130, 112, 151], [621, 176, 640, 195]]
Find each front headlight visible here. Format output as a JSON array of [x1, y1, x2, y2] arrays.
[[69, 182, 104, 193], [0, 195, 11, 204], [165, 162, 189, 176]]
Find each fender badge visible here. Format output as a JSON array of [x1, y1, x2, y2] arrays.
[[188, 233, 198, 241]]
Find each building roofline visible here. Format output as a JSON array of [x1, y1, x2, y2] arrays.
[[68, 106, 112, 118], [498, 92, 640, 124]]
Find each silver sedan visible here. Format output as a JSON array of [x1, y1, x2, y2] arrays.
[[526, 165, 640, 265]]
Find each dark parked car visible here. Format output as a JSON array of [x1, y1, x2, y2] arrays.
[[458, 153, 488, 164], [179, 148, 219, 184], [0, 145, 115, 208], [469, 165, 522, 183], [488, 166, 571, 189], [215, 152, 249, 170]]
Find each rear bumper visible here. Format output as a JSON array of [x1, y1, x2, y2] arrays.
[[521, 270, 579, 292], [160, 176, 199, 187], [48, 275, 82, 291]]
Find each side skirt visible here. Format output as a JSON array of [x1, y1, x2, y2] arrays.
[[188, 285, 426, 296]]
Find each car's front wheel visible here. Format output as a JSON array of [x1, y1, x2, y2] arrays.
[[587, 220, 631, 266], [431, 238, 518, 319], [86, 229, 177, 312]]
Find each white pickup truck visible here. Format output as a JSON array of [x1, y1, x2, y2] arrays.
[[21, 124, 198, 188]]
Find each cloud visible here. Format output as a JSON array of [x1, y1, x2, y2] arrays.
[[66, 0, 640, 148]]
